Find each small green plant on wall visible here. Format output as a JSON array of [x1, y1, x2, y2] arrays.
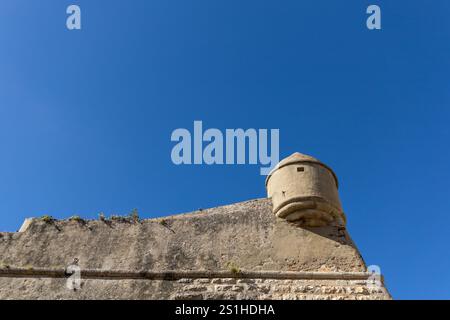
[[40, 215, 54, 223], [226, 261, 241, 275]]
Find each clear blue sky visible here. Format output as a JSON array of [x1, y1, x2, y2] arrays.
[[1, 1, 449, 299]]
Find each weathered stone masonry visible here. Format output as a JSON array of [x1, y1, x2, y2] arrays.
[[0, 153, 391, 300]]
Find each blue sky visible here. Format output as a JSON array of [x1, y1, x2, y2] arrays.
[[1, 0, 450, 299]]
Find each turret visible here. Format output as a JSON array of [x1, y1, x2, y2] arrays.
[[265, 152, 346, 227]]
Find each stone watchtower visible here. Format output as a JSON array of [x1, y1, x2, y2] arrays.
[[266, 152, 346, 227], [0, 152, 391, 300]]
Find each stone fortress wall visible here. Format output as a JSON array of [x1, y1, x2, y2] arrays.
[[0, 199, 390, 300], [0, 153, 391, 300]]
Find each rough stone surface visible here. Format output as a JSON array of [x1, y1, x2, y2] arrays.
[[0, 198, 391, 300], [0, 277, 390, 300]]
